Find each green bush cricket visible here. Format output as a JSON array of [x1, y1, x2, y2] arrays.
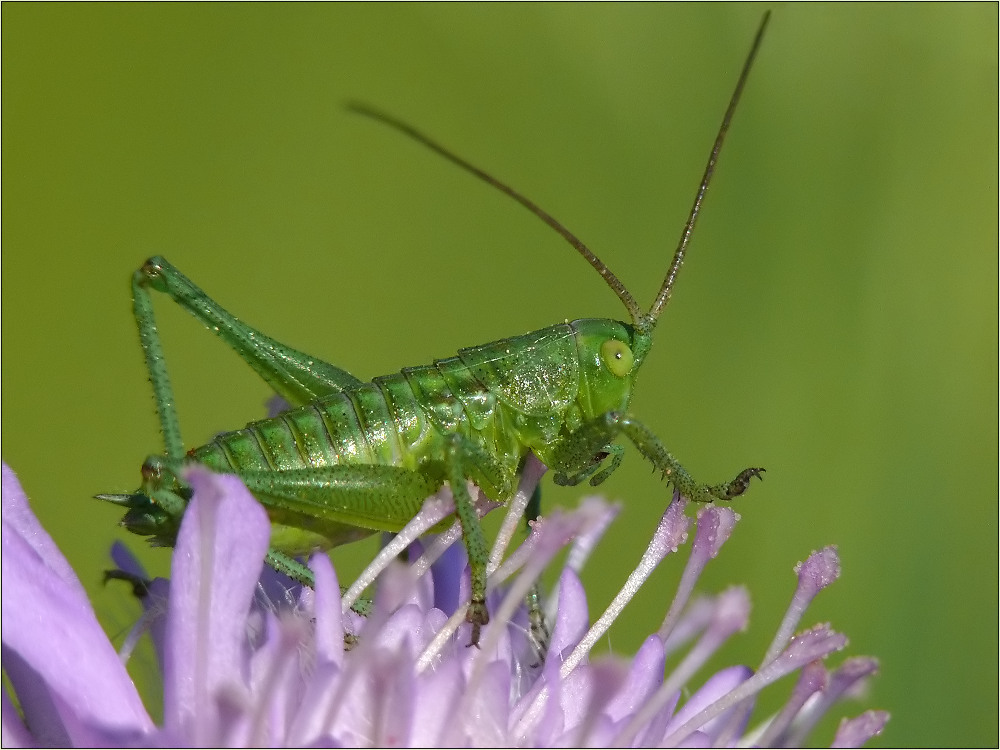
[[101, 14, 769, 648]]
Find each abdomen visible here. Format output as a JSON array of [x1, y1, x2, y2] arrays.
[[189, 377, 435, 473]]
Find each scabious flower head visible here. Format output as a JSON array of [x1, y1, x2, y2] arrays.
[[1, 462, 889, 746]]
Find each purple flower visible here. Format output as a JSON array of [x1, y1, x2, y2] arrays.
[[1, 462, 889, 746]]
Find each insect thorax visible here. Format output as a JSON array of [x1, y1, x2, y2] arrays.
[[187, 320, 636, 498]]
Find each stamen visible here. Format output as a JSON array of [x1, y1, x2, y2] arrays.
[[117, 602, 159, 664], [783, 656, 881, 746], [752, 659, 828, 747], [832, 710, 891, 747], [658, 505, 738, 639], [510, 498, 688, 740], [762, 546, 841, 665], [658, 624, 847, 746], [617, 587, 750, 746], [340, 488, 458, 614], [661, 595, 714, 658], [467, 509, 593, 697], [489, 454, 547, 572], [560, 495, 691, 679], [544, 497, 620, 629]]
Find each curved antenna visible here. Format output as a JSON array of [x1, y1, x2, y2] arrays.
[[644, 12, 770, 330], [347, 12, 769, 332], [346, 101, 645, 325]]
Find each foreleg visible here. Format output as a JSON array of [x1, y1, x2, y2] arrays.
[[549, 411, 764, 503]]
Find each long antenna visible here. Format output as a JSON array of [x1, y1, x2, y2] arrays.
[[645, 11, 770, 329], [345, 102, 643, 325], [346, 11, 769, 332]]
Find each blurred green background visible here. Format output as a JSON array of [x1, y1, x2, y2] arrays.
[[3, 5, 996, 746]]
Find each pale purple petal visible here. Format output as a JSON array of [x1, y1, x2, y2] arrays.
[[365, 648, 417, 746], [375, 602, 438, 654], [162, 468, 271, 744], [662, 664, 754, 743], [409, 655, 464, 746], [546, 567, 589, 659], [677, 729, 712, 747], [309, 551, 344, 667], [604, 635, 665, 722], [2, 464, 86, 598], [1, 468, 153, 745], [528, 658, 565, 746], [143, 577, 171, 672], [241, 610, 292, 745], [465, 659, 513, 745], [556, 659, 627, 746], [1, 689, 33, 748], [326, 646, 414, 745], [286, 658, 343, 745]]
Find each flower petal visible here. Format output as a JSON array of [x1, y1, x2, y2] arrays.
[[1, 467, 153, 744], [161, 469, 271, 744], [309, 551, 344, 667], [604, 635, 666, 723], [1, 687, 33, 748], [665, 664, 754, 743], [547, 567, 589, 659], [409, 654, 463, 745], [2, 464, 85, 597]]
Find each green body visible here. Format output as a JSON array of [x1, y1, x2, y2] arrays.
[[106, 16, 769, 647], [118, 262, 648, 554], [189, 318, 637, 554]]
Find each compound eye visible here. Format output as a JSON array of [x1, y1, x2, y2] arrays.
[[600, 339, 634, 378]]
